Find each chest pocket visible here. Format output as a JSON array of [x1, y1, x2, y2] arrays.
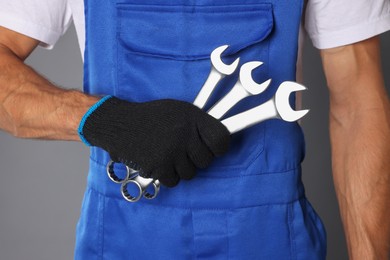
[[115, 3, 275, 171]]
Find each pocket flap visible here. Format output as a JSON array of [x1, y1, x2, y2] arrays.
[[117, 3, 274, 60]]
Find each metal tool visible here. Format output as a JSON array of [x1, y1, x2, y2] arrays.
[[121, 174, 161, 202], [221, 81, 309, 133], [107, 161, 161, 202], [193, 45, 240, 109], [106, 46, 309, 203], [208, 61, 271, 119]]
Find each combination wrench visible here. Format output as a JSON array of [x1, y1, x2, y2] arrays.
[[221, 81, 309, 133], [207, 61, 271, 119], [193, 45, 240, 109]]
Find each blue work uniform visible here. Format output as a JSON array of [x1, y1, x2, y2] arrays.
[[75, 0, 327, 259]]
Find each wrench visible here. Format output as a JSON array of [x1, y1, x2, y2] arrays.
[[207, 61, 271, 119], [107, 161, 161, 202], [121, 175, 161, 202], [193, 45, 240, 109], [221, 81, 309, 134]]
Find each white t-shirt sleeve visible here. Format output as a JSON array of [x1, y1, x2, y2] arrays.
[[305, 0, 390, 49], [0, 0, 72, 49]]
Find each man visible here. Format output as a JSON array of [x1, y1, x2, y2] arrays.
[[0, 0, 389, 259]]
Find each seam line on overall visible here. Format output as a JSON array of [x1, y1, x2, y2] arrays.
[[287, 203, 297, 260], [101, 196, 106, 260], [89, 156, 299, 177], [87, 185, 304, 210], [114, 11, 119, 98], [97, 192, 104, 260], [190, 209, 196, 260], [116, 4, 271, 13], [225, 210, 230, 260], [191, 210, 198, 260]]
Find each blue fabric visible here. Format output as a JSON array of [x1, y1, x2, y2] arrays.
[[75, 0, 327, 259], [78, 95, 112, 146]]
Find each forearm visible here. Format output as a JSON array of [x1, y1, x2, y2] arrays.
[[0, 45, 98, 140], [330, 98, 390, 259], [321, 37, 390, 259]]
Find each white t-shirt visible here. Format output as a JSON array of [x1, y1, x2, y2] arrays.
[[1, 0, 390, 58]]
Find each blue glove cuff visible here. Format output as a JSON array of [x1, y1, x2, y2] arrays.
[[78, 95, 113, 146]]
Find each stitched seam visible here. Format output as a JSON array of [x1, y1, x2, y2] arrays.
[[225, 211, 230, 260], [191, 211, 197, 260], [288, 204, 293, 260], [288, 203, 297, 260], [97, 193, 104, 260], [115, 20, 119, 97], [101, 196, 105, 260], [190, 210, 196, 260], [89, 155, 299, 178], [116, 4, 272, 13], [87, 185, 303, 210], [196, 169, 298, 178], [119, 9, 270, 14]]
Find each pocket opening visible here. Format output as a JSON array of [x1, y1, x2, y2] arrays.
[[117, 3, 274, 60]]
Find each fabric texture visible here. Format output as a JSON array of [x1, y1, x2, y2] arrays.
[[1, 0, 390, 53], [79, 96, 230, 187]]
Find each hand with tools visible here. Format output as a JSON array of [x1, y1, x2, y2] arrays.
[[78, 95, 230, 188], [106, 45, 309, 202]]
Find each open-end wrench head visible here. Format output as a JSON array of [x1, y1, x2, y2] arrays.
[[211, 45, 240, 75], [239, 61, 271, 95], [275, 81, 309, 122]]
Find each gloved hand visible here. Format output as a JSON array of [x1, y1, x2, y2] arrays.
[[78, 96, 230, 187]]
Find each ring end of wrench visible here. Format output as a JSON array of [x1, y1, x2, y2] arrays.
[[143, 180, 161, 200], [121, 179, 143, 202], [107, 160, 133, 184]]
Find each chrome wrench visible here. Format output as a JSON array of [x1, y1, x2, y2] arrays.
[[221, 81, 309, 133], [208, 61, 271, 119], [106, 161, 160, 202], [193, 45, 240, 109]]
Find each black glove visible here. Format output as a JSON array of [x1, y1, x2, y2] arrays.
[[78, 96, 230, 187]]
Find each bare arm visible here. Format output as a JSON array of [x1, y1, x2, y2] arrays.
[[0, 26, 98, 140], [320, 36, 390, 259]]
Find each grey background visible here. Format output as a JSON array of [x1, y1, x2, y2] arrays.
[[0, 23, 389, 259]]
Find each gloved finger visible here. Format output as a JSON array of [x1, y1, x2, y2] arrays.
[[197, 115, 230, 156], [151, 166, 180, 188], [175, 154, 196, 180], [187, 128, 214, 169]]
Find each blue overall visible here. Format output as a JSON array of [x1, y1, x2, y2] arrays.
[[75, 0, 327, 259]]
